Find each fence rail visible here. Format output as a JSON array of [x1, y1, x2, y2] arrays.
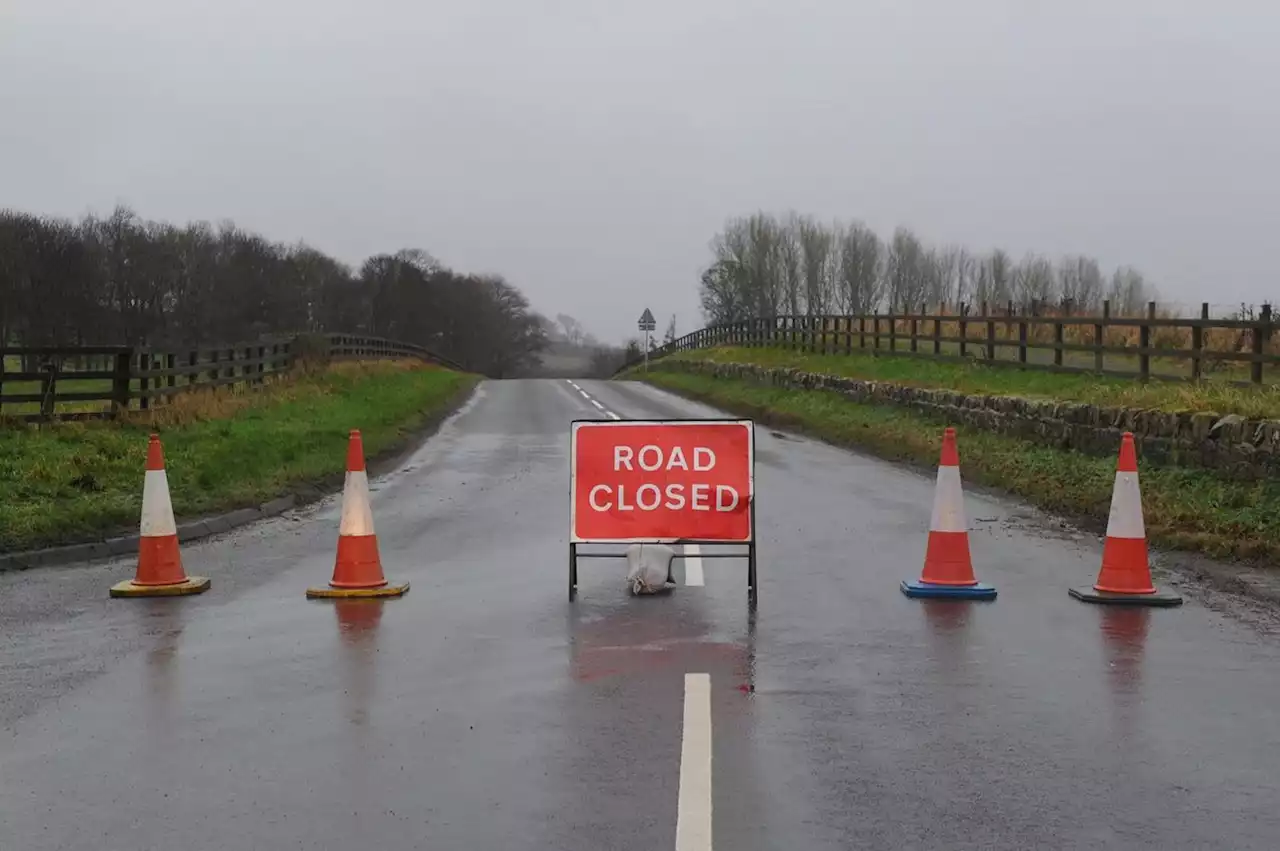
[[0, 333, 460, 422], [625, 300, 1280, 385]]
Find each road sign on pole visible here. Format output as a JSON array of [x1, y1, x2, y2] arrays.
[[567, 418, 758, 604], [638, 308, 657, 372]]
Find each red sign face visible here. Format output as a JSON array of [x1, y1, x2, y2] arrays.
[[571, 420, 754, 542]]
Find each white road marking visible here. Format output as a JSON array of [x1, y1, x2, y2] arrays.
[[683, 543, 705, 586], [564, 378, 624, 421], [676, 673, 713, 851]]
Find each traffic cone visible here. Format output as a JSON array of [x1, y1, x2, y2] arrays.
[[110, 434, 211, 597], [1070, 433, 1182, 606], [306, 430, 409, 599], [901, 428, 996, 600]]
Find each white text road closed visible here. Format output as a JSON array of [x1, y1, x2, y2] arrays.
[[571, 420, 754, 542]]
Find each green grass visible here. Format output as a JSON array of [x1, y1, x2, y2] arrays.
[[0, 361, 476, 552], [665, 346, 1280, 419], [634, 370, 1280, 563]]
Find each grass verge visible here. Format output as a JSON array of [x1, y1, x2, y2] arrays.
[[1, 361, 477, 553], [633, 370, 1280, 563], [668, 347, 1280, 419]]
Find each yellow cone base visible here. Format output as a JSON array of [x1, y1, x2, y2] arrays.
[[306, 580, 409, 599], [110, 576, 211, 598]]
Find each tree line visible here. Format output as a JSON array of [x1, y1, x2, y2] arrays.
[[698, 212, 1159, 325], [0, 206, 547, 377]]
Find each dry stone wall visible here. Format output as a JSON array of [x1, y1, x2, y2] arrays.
[[656, 359, 1280, 480]]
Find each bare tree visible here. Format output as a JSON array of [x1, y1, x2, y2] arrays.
[[1056, 255, 1105, 312], [886, 227, 928, 312], [1012, 253, 1056, 311], [835, 222, 883, 314], [1108, 266, 1156, 314], [556, 314, 585, 346], [954, 248, 975, 307], [777, 213, 802, 316], [797, 215, 834, 315], [664, 314, 677, 344]]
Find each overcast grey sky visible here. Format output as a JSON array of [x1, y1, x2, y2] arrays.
[[2, 1, 1277, 343]]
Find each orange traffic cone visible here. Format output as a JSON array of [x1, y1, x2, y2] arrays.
[[901, 428, 996, 600], [110, 434, 211, 597], [306, 430, 409, 599], [1070, 433, 1182, 606]]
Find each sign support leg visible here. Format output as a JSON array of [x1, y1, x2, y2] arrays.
[[569, 543, 578, 601], [747, 496, 758, 606]]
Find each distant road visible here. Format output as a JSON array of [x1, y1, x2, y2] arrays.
[[1, 379, 1278, 849]]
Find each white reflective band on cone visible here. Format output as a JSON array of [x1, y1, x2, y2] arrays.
[[339, 471, 376, 536], [1106, 470, 1145, 539], [140, 469, 178, 537], [929, 465, 967, 533]]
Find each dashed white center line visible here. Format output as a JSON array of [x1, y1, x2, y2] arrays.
[[565, 379, 623, 421], [676, 673, 713, 851], [683, 543, 705, 586]]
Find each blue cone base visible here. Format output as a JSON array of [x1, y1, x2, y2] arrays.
[[900, 579, 997, 600]]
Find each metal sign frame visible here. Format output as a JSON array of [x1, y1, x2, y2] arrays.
[[568, 417, 758, 606]]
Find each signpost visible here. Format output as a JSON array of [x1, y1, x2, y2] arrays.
[[638, 308, 656, 371], [569, 418, 757, 604]]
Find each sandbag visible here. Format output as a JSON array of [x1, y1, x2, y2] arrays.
[[625, 543, 676, 595]]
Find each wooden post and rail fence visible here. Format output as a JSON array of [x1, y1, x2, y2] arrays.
[[0, 333, 464, 423], [625, 300, 1280, 386]]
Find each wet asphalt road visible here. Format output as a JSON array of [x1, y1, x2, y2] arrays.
[[2, 378, 1280, 850]]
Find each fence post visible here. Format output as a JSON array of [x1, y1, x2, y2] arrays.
[[1253, 303, 1272, 384], [112, 349, 134, 415], [188, 352, 198, 389], [888, 310, 897, 352], [1191, 303, 1207, 380], [138, 350, 151, 411], [958, 307, 967, 359], [872, 314, 880, 351], [258, 346, 266, 383], [932, 304, 942, 355], [983, 301, 994, 361], [1018, 316, 1028, 365], [1139, 301, 1154, 381], [859, 315, 866, 350], [1097, 300, 1109, 373], [39, 360, 59, 420], [910, 307, 919, 353], [1053, 321, 1064, 367]]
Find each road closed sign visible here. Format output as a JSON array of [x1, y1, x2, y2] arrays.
[[570, 419, 754, 542]]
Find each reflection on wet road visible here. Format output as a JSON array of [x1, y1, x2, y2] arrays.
[[1, 378, 1279, 849]]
